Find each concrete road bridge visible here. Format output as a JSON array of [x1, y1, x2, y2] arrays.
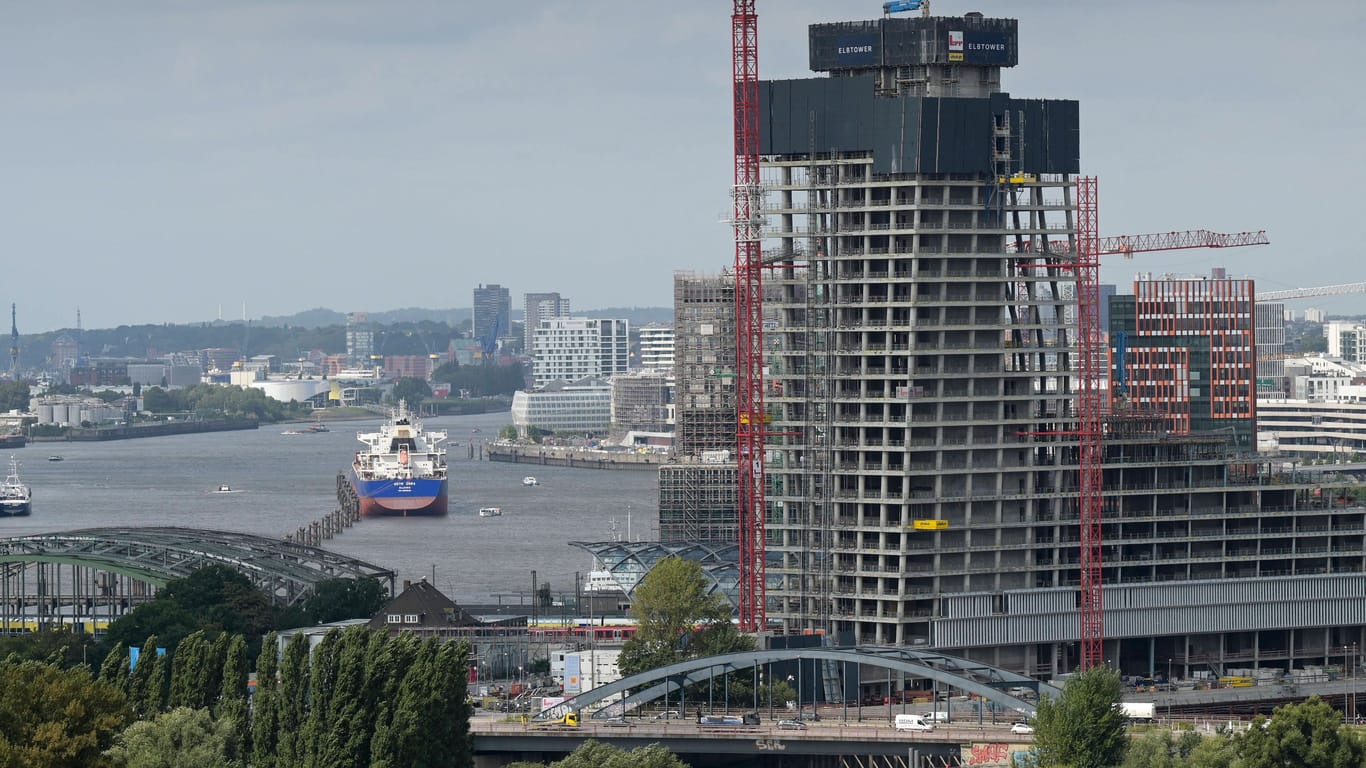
[[0, 527, 394, 632]]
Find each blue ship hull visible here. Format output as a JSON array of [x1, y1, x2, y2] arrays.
[[351, 474, 447, 517]]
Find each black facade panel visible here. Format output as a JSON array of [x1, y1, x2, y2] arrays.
[[761, 77, 1077, 177]]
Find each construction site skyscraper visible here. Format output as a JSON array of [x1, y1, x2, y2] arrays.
[[757, 11, 1364, 676]]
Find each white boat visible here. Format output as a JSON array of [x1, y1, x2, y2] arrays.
[[211, 484, 243, 494], [0, 457, 31, 517], [522, 476, 539, 487], [478, 506, 503, 517]]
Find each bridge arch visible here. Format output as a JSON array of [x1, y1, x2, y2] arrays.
[[0, 527, 394, 630], [536, 646, 1059, 722]]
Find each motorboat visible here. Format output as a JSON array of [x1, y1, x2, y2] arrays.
[[522, 476, 539, 487], [478, 507, 503, 517], [47, 456, 63, 462]]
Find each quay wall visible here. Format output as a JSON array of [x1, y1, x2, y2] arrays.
[[487, 444, 665, 472]]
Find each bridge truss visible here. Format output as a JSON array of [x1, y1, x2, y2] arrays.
[[0, 527, 394, 633]]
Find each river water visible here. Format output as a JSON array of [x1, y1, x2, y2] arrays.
[[1, 410, 659, 603]]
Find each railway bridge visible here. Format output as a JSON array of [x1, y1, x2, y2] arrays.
[[0, 527, 394, 632]]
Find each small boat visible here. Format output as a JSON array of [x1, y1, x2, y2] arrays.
[[478, 507, 503, 517], [211, 484, 243, 494], [47, 456, 63, 462], [522, 476, 539, 487]]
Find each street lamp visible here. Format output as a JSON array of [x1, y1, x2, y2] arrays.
[[788, 674, 797, 718]]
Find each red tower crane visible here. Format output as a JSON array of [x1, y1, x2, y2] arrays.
[[731, 0, 766, 632], [1065, 179, 1269, 669]]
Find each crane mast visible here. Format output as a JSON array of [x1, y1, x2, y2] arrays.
[[731, 0, 766, 632], [1074, 177, 1105, 670]]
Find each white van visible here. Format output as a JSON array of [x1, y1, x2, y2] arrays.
[[922, 710, 951, 724], [894, 714, 935, 731]]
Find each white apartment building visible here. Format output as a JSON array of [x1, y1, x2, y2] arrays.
[[638, 325, 675, 371], [1325, 321, 1366, 362], [531, 318, 629, 389]]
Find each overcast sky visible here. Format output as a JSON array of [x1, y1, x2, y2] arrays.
[[3, 0, 1362, 333]]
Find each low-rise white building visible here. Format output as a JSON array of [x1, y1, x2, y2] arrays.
[[511, 378, 612, 436]]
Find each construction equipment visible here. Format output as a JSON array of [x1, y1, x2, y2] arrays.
[[1257, 282, 1366, 302], [1065, 180, 1270, 670], [8, 304, 17, 378], [730, 0, 766, 632]]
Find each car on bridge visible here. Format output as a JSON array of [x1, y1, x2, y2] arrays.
[[776, 719, 807, 730], [1010, 722, 1034, 735]]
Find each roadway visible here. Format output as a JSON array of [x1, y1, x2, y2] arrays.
[[471, 709, 1033, 767]]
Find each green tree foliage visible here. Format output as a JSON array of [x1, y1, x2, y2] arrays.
[[618, 556, 753, 677], [140, 383, 294, 421], [507, 740, 688, 768], [1032, 665, 1128, 768], [219, 634, 251, 763], [432, 360, 527, 397], [0, 626, 96, 668], [0, 380, 30, 412], [100, 641, 131, 693], [303, 578, 388, 624], [389, 377, 433, 406], [105, 706, 237, 768], [0, 658, 130, 768], [277, 633, 311, 768], [251, 633, 281, 768], [1234, 696, 1365, 768], [103, 566, 275, 657]]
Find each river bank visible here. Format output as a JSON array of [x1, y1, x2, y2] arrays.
[[29, 418, 260, 442]]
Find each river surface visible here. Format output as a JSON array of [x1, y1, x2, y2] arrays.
[[1, 411, 659, 603]]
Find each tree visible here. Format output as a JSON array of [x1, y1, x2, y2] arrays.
[[277, 633, 310, 768], [389, 377, 432, 406], [105, 706, 237, 768], [303, 578, 388, 624], [102, 602, 199, 661], [1233, 696, 1365, 768], [618, 556, 752, 677], [0, 658, 130, 768], [251, 633, 281, 768], [219, 634, 251, 764], [1032, 665, 1128, 768], [0, 381, 30, 413]]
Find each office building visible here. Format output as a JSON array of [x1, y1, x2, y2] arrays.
[[473, 284, 512, 349], [1109, 272, 1257, 446], [531, 318, 629, 389], [1326, 321, 1366, 363], [524, 292, 571, 353], [1256, 301, 1287, 398], [511, 378, 612, 436], [346, 312, 375, 367]]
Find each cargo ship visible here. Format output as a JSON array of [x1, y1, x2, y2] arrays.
[[0, 457, 31, 517], [350, 401, 448, 517]]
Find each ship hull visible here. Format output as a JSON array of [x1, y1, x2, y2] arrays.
[[0, 501, 31, 517], [351, 474, 447, 517]]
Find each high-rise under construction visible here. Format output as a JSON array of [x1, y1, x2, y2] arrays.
[[759, 11, 1364, 677]]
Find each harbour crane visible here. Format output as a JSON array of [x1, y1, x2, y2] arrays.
[[8, 304, 17, 378], [1257, 282, 1366, 302]]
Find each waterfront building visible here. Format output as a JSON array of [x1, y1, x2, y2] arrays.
[[531, 318, 629, 389], [511, 378, 612, 436], [638, 325, 676, 371], [751, 9, 1361, 678], [1256, 301, 1288, 398], [658, 272, 738, 544], [610, 370, 672, 435], [524, 292, 571, 353]]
